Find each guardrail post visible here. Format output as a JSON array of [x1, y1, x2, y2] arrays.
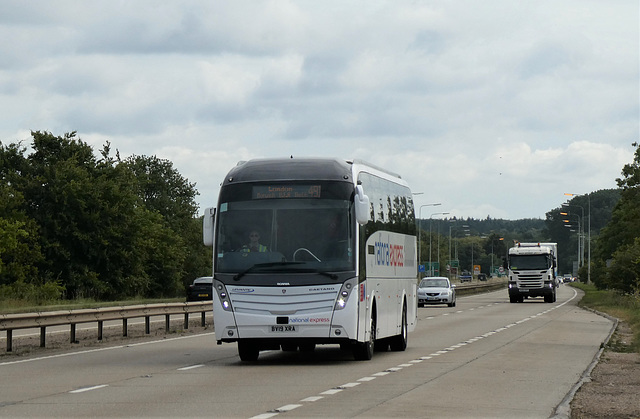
[[40, 326, 46, 347], [70, 324, 76, 343], [6, 330, 12, 352], [201, 311, 206, 327], [184, 313, 189, 329], [165, 314, 170, 332], [145, 316, 150, 334], [98, 321, 103, 341], [122, 318, 128, 337]]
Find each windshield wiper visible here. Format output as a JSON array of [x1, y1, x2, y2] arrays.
[[232, 263, 339, 281], [233, 261, 304, 281]]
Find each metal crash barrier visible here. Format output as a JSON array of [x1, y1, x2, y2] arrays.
[[0, 301, 212, 352]]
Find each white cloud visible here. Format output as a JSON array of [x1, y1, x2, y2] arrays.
[[1, 0, 637, 219]]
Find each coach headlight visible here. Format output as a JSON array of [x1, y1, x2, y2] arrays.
[[335, 278, 357, 311], [214, 280, 233, 312]]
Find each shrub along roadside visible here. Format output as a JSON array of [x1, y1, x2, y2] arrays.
[[0, 297, 186, 315], [571, 282, 640, 353]]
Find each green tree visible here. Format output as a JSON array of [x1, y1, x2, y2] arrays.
[[0, 142, 43, 287], [2, 131, 200, 300], [592, 142, 640, 293], [123, 154, 211, 290]]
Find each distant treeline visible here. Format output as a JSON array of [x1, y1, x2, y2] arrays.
[[424, 187, 620, 277], [2, 132, 637, 302], [425, 141, 640, 295], [0, 131, 211, 302]]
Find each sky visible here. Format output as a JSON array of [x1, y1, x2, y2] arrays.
[[1, 1, 638, 220]]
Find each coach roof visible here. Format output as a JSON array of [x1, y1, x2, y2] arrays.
[[223, 157, 354, 185]]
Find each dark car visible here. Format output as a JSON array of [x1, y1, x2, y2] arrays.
[[459, 271, 472, 282], [477, 273, 487, 281], [186, 276, 213, 301]]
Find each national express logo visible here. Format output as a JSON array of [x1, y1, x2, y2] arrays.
[[374, 240, 404, 267]]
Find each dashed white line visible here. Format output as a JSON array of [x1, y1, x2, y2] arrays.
[[321, 389, 343, 395], [250, 414, 278, 419], [69, 384, 108, 394], [245, 289, 580, 419], [177, 364, 205, 371], [275, 404, 302, 412], [300, 396, 324, 402]]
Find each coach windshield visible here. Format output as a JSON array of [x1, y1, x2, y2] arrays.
[[215, 196, 355, 275]]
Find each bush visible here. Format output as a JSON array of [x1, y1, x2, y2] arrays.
[[0, 280, 65, 305]]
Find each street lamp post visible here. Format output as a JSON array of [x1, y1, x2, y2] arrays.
[[490, 237, 504, 276], [564, 193, 590, 283], [448, 221, 458, 279], [418, 203, 441, 271], [429, 212, 449, 276], [561, 212, 582, 269], [561, 204, 585, 267]]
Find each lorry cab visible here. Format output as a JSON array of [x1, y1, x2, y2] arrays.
[[506, 242, 558, 303]]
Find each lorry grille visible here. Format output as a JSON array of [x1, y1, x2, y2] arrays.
[[513, 271, 544, 288]]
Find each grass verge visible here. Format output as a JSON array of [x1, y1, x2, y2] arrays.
[[571, 282, 640, 353]]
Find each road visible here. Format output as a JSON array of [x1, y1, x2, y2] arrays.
[[0, 285, 613, 418]]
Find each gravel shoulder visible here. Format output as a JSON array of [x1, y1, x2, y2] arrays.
[[569, 320, 640, 418]]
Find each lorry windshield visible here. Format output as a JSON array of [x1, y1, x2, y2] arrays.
[[215, 198, 355, 274], [509, 254, 550, 270]]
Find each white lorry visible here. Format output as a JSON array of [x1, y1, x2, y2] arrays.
[[505, 242, 558, 303]]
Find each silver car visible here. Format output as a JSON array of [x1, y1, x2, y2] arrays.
[[418, 276, 456, 307]]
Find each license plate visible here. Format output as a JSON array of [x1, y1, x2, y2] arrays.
[[271, 325, 296, 332], [520, 289, 529, 292]]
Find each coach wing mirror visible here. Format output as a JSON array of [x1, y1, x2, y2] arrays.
[[203, 207, 216, 246], [354, 185, 370, 225]]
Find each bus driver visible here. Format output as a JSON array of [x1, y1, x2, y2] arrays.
[[241, 229, 268, 253]]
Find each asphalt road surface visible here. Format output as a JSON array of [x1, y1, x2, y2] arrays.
[[0, 285, 613, 418]]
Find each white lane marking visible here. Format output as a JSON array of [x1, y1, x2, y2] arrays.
[[320, 389, 343, 395], [255, 288, 580, 418], [300, 396, 324, 402], [177, 364, 205, 371], [69, 384, 108, 394], [275, 404, 302, 412], [0, 333, 215, 367], [250, 413, 279, 419]]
